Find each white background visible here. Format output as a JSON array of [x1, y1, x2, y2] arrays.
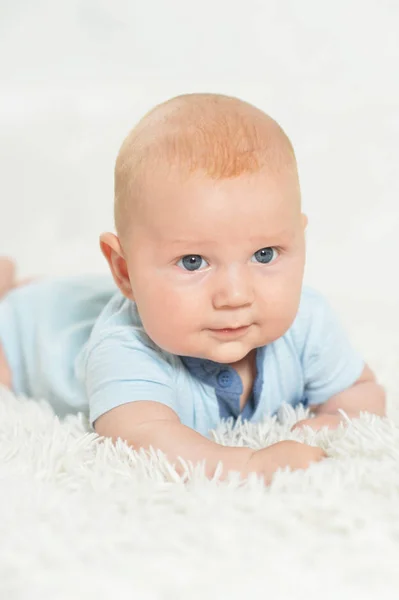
[[0, 0, 398, 313], [1, 7, 399, 595]]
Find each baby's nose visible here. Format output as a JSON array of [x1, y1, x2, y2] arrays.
[[212, 266, 254, 309]]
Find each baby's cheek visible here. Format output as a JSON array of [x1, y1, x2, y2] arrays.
[[140, 292, 195, 347]]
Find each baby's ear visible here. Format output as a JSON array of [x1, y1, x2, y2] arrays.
[[99, 232, 134, 300]]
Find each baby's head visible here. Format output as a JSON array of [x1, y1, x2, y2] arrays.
[[101, 93, 307, 365]]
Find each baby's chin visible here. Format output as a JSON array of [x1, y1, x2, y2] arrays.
[[181, 342, 256, 365]]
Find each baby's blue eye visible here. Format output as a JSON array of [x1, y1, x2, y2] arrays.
[[251, 247, 277, 264], [177, 255, 209, 271]]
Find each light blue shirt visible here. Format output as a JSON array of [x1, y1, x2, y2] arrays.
[[0, 276, 364, 438]]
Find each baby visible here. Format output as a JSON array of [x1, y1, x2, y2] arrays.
[[0, 93, 386, 485]]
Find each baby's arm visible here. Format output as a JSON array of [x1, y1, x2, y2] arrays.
[[94, 400, 255, 480], [94, 401, 326, 483], [309, 363, 386, 418], [293, 290, 386, 431]]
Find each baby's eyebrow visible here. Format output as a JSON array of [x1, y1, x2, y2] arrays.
[[168, 230, 294, 248], [169, 239, 218, 247], [248, 231, 294, 244]]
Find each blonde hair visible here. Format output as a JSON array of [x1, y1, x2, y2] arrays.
[[114, 93, 297, 238]]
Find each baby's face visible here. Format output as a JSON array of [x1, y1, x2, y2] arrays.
[[124, 168, 307, 365]]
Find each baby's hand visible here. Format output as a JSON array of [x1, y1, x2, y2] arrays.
[[246, 440, 327, 485], [291, 413, 347, 432]]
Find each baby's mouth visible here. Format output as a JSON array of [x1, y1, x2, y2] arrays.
[[209, 325, 250, 337]]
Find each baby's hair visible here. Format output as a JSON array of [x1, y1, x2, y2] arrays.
[[114, 93, 297, 239]]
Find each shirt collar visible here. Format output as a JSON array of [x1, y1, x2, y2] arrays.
[[180, 348, 266, 420], [179, 355, 243, 395]]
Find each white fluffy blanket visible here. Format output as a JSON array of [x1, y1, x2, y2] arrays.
[[1, 369, 399, 600]]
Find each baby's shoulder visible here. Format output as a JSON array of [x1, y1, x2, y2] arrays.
[[296, 285, 330, 317], [84, 291, 179, 369], [286, 286, 334, 350]]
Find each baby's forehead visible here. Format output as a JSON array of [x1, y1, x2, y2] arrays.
[[140, 164, 300, 206], [135, 169, 301, 238]]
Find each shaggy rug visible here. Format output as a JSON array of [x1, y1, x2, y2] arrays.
[[1, 379, 399, 600]]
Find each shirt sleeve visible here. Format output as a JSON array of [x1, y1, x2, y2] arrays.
[[302, 291, 365, 406], [81, 329, 177, 427]]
